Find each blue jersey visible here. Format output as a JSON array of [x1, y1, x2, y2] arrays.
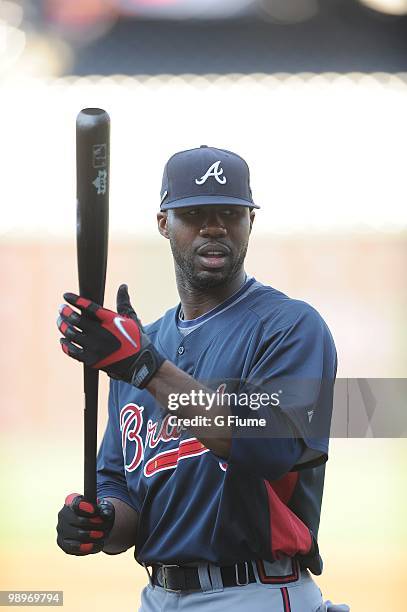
[[97, 278, 337, 571]]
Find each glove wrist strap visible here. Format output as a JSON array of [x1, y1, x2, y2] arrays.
[[130, 344, 165, 389]]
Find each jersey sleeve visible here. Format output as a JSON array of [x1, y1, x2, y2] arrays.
[[228, 303, 337, 477], [97, 379, 138, 511]]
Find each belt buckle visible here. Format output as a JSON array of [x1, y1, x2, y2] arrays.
[[161, 564, 182, 593], [235, 561, 250, 586]]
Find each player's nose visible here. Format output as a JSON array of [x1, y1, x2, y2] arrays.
[[199, 211, 227, 237]]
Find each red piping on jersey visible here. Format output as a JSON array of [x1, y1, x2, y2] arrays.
[[280, 587, 292, 612], [264, 474, 312, 558]]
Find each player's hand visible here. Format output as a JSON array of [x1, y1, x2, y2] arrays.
[[57, 284, 165, 388], [56, 494, 115, 556]]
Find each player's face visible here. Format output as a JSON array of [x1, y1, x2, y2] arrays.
[[157, 205, 255, 290]]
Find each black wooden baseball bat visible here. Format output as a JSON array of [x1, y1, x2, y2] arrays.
[[76, 108, 110, 502]]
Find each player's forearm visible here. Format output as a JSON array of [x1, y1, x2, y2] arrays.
[[102, 498, 139, 555], [147, 360, 232, 458]]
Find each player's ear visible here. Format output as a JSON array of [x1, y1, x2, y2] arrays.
[[157, 211, 169, 239]]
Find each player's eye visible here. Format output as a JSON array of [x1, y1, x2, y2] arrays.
[[186, 208, 200, 216]]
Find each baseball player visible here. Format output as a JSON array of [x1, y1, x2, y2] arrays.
[[56, 146, 349, 611]]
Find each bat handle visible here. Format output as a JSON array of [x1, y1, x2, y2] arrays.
[[83, 366, 99, 503]]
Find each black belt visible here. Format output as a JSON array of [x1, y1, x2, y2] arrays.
[[151, 562, 256, 592]]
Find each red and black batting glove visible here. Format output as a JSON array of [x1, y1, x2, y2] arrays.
[[57, 284, 165, 388], [56, 494, 115, 556]]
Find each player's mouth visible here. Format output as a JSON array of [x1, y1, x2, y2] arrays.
[[196, 243, 230, 269]]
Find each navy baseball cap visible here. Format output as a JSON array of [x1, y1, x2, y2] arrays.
[[160, 145, 259, 210]]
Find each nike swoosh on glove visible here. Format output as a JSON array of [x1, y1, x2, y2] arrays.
[[57, 284, 165, 388]]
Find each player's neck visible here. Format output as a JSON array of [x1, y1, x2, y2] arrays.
[[176, 269, 247, 320]]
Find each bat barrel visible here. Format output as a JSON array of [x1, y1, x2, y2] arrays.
[[76, 108, 110, 306]]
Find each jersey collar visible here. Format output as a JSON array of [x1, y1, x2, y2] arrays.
[[177, 276, 256, 330]]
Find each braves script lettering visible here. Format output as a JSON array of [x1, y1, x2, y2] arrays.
[[120, 384, 228, 476], [120, 404, 144, 472]]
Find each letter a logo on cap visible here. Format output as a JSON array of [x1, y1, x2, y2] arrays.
[[195, 161, 227, 185]]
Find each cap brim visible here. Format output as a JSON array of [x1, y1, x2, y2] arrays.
[[160, 195, 260, 210]]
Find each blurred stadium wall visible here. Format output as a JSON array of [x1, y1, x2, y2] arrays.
[[1, 1, 406, 611]]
